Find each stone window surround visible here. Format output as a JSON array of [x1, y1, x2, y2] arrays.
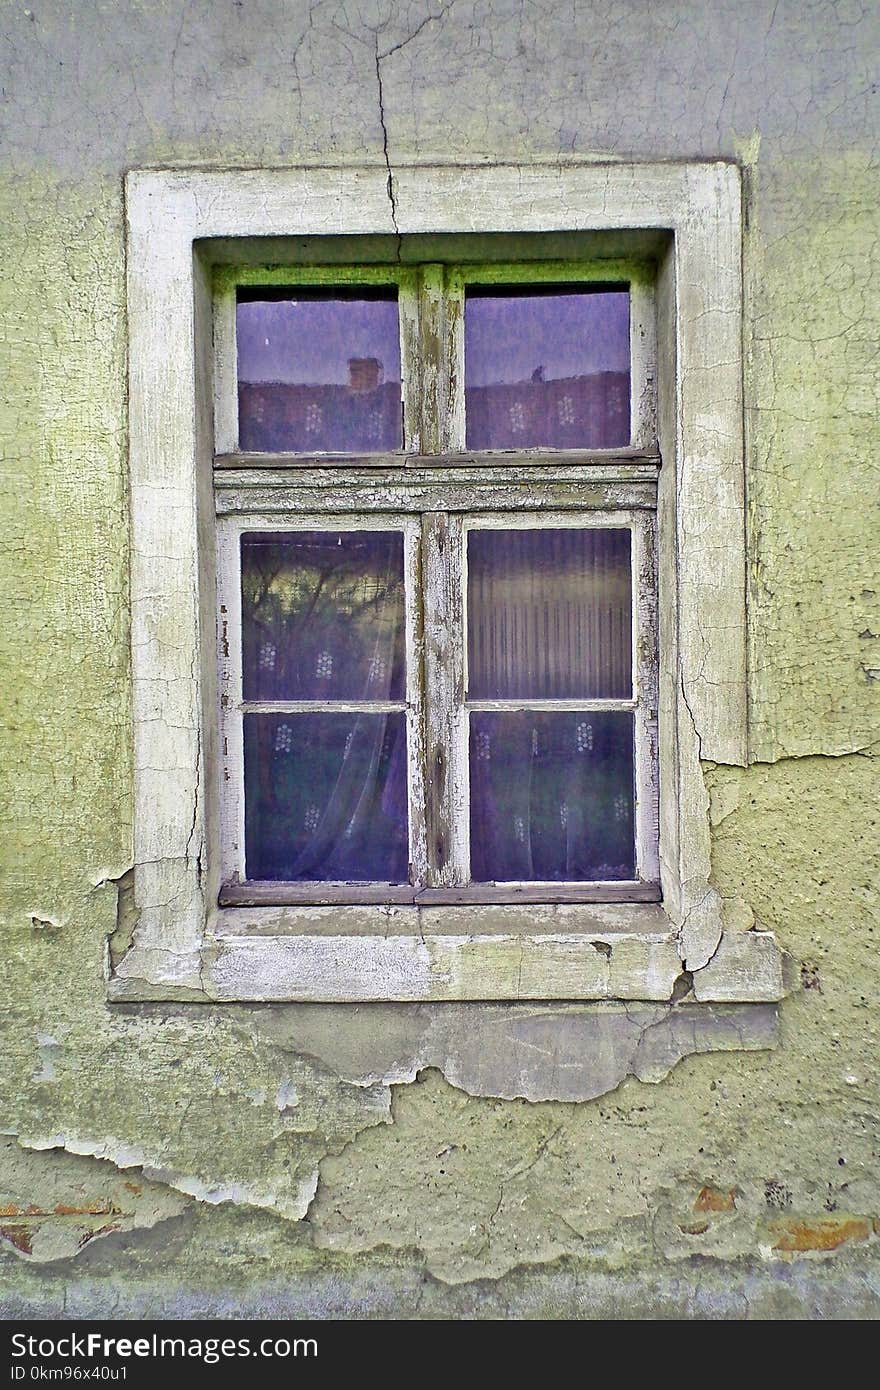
[[110, 160, 787, 1006]]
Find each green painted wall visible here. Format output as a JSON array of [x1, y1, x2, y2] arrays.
[[0, 0, 877, 1317]]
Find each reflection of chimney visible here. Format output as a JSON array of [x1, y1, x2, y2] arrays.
[[348, 357, 382, 392]]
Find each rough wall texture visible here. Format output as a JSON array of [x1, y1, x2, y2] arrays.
[[1, 0, 878, 1318]]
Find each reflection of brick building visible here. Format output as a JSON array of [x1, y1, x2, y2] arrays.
[[239, 379, 401, 453], [466, 371, 630, 449], [240, 368, 630, 453]]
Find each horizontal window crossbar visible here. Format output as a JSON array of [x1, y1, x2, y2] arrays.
[[215, 448, 660, 471], [215, 478, 656, 516]]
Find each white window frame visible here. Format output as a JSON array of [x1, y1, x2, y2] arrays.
[[111, 161, 787, 1005]]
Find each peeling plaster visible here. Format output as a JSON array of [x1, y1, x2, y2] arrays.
[[8, 1119, 359, 1228], [0, 1138, 188, 1264], [247, 1000, 779, 1104], [3, 995, 781, 1253]]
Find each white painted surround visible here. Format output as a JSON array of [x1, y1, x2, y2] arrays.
[[110, 161, 786, 1004]]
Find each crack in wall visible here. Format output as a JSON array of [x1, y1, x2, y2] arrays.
[[374, 35, 401, 260]]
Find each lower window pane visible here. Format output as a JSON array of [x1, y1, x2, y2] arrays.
[[243, 712, 408, 882], [469, 711, 635, 882]]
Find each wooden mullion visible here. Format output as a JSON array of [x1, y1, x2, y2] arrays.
[[417, 264, 446, 455], [443, 268, 466, 451], [397, 268, 422, 452], [420, 511, 467, 886]]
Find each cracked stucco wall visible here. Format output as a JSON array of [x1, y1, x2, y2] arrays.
[[1, 0, 878, 1317]]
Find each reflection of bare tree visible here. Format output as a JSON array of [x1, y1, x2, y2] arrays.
[[243, 535, 404, 698]]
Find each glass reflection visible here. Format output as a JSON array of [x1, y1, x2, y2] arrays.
[[241, 531, 405, 702], [465, 286, 630, 449], [244, 712, 408, 882], [469, 711, 635, 882], [237, 290, 401, 452], [467, 528, 632, 700]]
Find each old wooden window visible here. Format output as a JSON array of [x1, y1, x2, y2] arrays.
[[118, 163, 786, 1007], [213, 263, 660, 908]]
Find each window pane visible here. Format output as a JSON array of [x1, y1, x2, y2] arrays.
[[241, 530, 405, 702], [244, 712, 408, 881], [237, 290, 401, 452], [469, 711, 635, 882], [465, 286, 630, 449], [467, 528, 632, 700]]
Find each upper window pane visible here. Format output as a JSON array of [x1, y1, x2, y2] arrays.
[[237, 289, 402, 453], [241, 530, 406, 702], [467, 527, 632, 700], [464, 286, 630, 449]]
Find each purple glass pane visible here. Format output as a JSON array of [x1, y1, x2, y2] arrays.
[[469, 711, 635, 882], [242, 531, 405, 702], [237, 290, 401, 452], [465, 287, 630, 448], [467, 528, 632, 700], [244, 712, 408, 882]]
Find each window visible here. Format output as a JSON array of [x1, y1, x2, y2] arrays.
[[113, 162, 786, 1006], [214, 266, 659, 909]]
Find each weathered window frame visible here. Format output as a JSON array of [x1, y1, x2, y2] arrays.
[[215, 259, 659, 907], [111, 161, 786, 1006]]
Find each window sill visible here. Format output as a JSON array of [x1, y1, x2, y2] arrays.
[[107, 899, 789, 1005], [217, 881, 662, 906]]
